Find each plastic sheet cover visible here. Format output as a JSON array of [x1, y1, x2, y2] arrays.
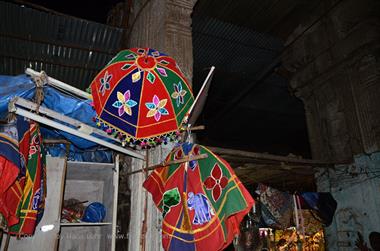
[[0, 74, 112, 163]]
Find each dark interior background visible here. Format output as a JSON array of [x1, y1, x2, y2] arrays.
[[16, 0, 312, 158]]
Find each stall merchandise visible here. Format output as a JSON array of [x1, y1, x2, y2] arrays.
[[143, 142, 254, 251], [90, 48, 194, 148], [0, 117, 46, 235]]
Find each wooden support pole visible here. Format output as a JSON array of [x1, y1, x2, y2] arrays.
[[186, 125, 205, 131], [127, 153, 208, 175], [140, 149, 149, 251], [43, 139, 71, 158], [3, 232, 10, 251], [0, 229, 3, 248]]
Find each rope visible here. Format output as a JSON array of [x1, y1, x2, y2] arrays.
[[31, 70, 48, 113]]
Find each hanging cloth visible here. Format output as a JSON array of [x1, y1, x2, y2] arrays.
[[256, 184, 293, 229], [143, 143, 254, 251], [0, 117, 30, 227], [9, 121, 47, 235]]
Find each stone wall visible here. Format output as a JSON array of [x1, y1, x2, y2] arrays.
[[316, 152, 380, 250], [282, 0, 380, 249], [282, 0, 380, 161]]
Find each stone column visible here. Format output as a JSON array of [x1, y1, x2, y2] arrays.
[[282, 0, 380, 249], [127, 0, 196, 83], [126, 1, 197, 250], [282, 0, 380, 161]]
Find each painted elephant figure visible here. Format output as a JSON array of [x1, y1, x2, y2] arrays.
[[187, 192, 214, 225]]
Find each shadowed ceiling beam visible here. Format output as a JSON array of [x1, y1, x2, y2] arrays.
[[206, 146, 350, 166]]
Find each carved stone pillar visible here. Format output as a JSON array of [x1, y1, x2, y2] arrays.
[[283, 1, 380, 248], [282, 0, 380, 161], [126, 1, 197, 250], [127, 0, 196, 83]]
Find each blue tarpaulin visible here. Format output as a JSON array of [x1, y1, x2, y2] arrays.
[[0, 74, 112, 162]]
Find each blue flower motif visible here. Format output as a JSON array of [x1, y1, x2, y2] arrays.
[[112, 90, 138, 116], [145, 95, 169, 121], [99, 71, 112, 96], [171, 82, 187, 107]]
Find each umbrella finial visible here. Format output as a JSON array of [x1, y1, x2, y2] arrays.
[[143, 50, 149, 63]]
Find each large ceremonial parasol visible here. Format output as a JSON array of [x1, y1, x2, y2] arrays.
[[143, 142, 254, 251], [90, 48, 194, 147]]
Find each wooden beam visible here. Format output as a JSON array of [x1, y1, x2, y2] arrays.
[[127, 153, 208, 175], [206, 146, 349, 167]]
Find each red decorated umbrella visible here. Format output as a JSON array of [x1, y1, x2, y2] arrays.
[[90, 48, 194, 147], [143, 142, 254, 251]]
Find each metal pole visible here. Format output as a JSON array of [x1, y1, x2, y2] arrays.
[[12, 107, 145, 160]]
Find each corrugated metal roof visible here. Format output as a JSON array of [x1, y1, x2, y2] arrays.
[[0, 1, 123, 90]]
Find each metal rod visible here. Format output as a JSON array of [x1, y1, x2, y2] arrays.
[[14, 97, 120, 144], [184, 66, 215, 124], [12, 107, 145, 160], [188, 66, 215, 116], [127, 153, 208, 175]]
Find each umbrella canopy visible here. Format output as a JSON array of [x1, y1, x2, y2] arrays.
[[143, 142, 254, 251], [90, 48, 194, 147]]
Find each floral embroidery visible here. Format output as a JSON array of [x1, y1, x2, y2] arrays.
[[112, 90, 138, 116], [99, 71, 112, 96], [171, 82, 187, 107], [145, 95, 169, 121], [204, 163, 228, 202]]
